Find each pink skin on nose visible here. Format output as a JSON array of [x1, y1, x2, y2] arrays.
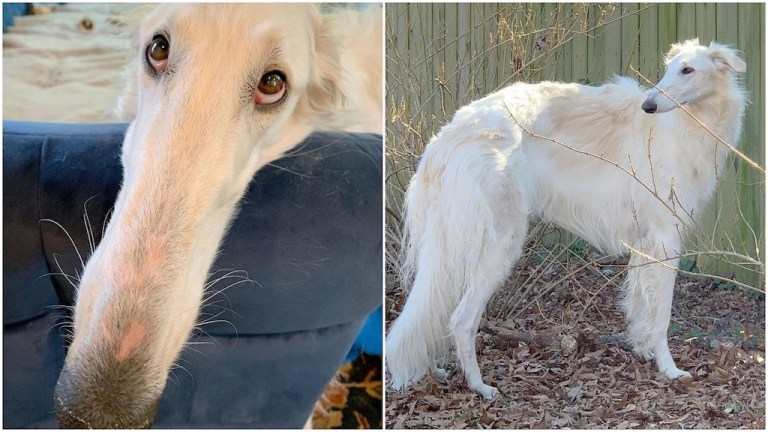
[[116, 320, 147, 363], [135, 231, 168, 286], [108, 234, 164, 362], [108, 227, 170, 297]]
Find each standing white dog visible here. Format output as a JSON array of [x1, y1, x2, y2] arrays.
[[387, 39, 747, 399]]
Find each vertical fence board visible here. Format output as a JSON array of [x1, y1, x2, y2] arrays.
[[604, 5, 622, 77], [657, 3, 677, 56], [638, 4, 659, 81], [571, 7, 588, 82], [485, 3, 498, 87], [470, 3, 485, 99], [560, 3, 574, 82], [444, 4, 458, 110], [620, 3, 640, 75], [716, 3, 739, 45], [676, 3, 696, 41], [457, 3, 471, 101], [542, 3, 558, 81], [695, 3, 717, 45], [496, 4, 510, 94], [736, 3, 765, 276], [699, 4, 741, 277], [587, 5, 604, 84], [408, 4, 424, 115], [387, 3, 406, 134]]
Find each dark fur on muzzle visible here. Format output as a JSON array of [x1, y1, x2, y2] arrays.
[[54, 357, 160, 428]]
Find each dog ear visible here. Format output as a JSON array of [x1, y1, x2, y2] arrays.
[[303, 13, 346, 122], [707, 42, 747, 73]]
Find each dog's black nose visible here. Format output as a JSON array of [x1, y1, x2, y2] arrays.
[[54, 365, 158, 428], [642, 100, 657, 113]]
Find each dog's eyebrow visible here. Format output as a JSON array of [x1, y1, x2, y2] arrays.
[[246, 43, 287, 79], [257, 45, 284, 71], [245, 44, 284, 81]]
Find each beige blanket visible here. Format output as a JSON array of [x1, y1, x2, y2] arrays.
[[3, 4, 143, 122]]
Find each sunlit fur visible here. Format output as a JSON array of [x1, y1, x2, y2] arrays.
[[386, 39, 746, 399], [56, 4, 381, 427]]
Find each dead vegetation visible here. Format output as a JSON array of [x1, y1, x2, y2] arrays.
[[385, 245, 765, 429]]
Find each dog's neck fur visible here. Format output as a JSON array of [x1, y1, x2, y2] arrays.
[[703, 75, 746, 137], [676, 76, 746, 175]]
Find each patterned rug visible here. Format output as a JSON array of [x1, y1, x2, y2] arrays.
[[310, 353, 382, 429]]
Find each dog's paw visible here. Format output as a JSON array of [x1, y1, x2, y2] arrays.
[[430, 367, 448, 381], [664, 367, 692, 380], [474, 384, 500, 400], [632, 345, 654, 361]]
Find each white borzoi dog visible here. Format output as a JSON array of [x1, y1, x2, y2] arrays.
[[54, 4, 381, 428], [386, 39, 747, 399]]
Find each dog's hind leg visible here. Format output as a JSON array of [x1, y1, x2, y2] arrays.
[[622, 237, 691, 379], [450, 245, 522, 399], [449, 166, 529, 399]]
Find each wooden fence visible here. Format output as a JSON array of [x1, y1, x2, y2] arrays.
[[386, 3, 764, 287]]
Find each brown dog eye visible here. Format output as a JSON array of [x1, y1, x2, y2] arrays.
[[146, 34, 169, 73], [255, 71, 286, 105]]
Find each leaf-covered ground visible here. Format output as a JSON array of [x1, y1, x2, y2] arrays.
[[385, 256, 765, 429]]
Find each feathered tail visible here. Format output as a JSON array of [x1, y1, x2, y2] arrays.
[[387, 122, 520, 389]]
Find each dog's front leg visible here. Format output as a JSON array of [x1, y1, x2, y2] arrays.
[[621, 238, 691, 379]]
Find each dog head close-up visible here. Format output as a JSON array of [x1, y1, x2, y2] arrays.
[[52, 4, 373, 428], [642, 38, 747, 114]]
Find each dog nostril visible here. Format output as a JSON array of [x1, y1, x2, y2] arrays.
[[54, 372, 92, 429], [642, 101, 657, 114], [55, 406, 92, 429]]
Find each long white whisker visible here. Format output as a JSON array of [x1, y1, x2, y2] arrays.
[[51, 253, 80, 291], [40, 218, 85, 269], [82, 195, 100, 254], [101, 206, 114, 240]]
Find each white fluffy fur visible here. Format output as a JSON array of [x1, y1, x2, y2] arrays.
[[387, 39, 747, 399], [59, 4, 381, 427]]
